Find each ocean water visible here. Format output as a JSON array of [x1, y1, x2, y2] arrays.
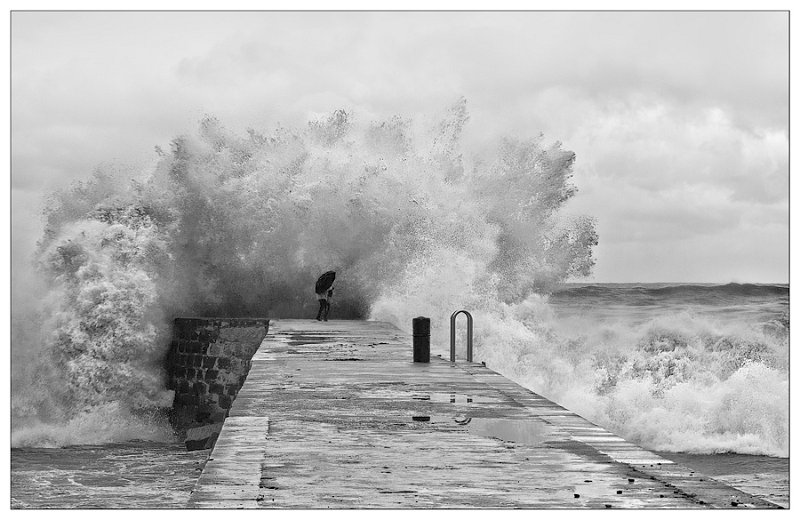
[[11, 442, 209, 509], [545, 282, 788, 458], [654, 452, 789, 509], [546, 282, 789, 507], [10, 283, 789, 508]]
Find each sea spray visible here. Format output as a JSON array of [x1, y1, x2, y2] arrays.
[[368, 174, 788, 457], [13, 100, 597, 447], [572, 309, 789, 457], [376, 286, 788, 457], [14, 99, 788, 457], [465, 295, 789, 457], [13, 204, 177, 446]]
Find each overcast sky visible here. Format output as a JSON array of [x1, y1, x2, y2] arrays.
[[10, 11, 788, 283]]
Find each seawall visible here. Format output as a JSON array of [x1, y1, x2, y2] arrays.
[[166, 317, 269, 447]]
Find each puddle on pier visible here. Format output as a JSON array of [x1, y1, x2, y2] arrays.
[[402, 415, 467, 427], [287, 335, 337, 346], [467, 418, 552, 446], [570, 478, 619, 503], [360, 391, 502, 405], [400, 415, 552, 447]]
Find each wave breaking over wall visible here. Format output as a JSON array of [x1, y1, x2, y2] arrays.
[[14, 100, 596, 446], [14, 100, 784, 457]]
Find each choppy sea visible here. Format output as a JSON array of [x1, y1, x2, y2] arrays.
[[547, 282, 789, 508], [11, 283, 789, 508]]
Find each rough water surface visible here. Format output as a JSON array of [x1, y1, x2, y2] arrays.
[[654, 452, 788, 509], [11, 442, 208, 509]]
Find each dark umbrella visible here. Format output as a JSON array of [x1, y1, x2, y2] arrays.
[[315, 271, 336, 294]]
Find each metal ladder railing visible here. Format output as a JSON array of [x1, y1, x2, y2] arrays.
[[450, 309, 473, 362]]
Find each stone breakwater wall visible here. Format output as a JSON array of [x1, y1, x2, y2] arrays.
[[166, 318, 269, 435]]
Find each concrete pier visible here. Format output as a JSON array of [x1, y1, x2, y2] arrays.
[[188, 319, 781, 509]]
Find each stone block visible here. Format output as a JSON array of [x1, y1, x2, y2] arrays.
[[197, 328, 219, 343], [217, 371, 239, 385], [219, 394, 233, 409], [174, 318, 205, 340], [210, 383, 224, 394], [205, 369, 219, 381], [203, 356, 217, 369], [185, 422, 223, 451], [209, 410, 227, 423], [217, 343, 231, 357], [194, 409, 212, 423], [173, 392, 191, 406], [181, 404, 199, 421], [232, 343, 249, 358], [216, 357, 231, 370], [193, 381, 208, 395]]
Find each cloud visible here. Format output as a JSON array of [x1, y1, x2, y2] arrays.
[[570, 99, 787, 202], [10, 11, 788, 282]]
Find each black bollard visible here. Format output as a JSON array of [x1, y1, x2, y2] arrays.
[[412, 317, 430, 363]]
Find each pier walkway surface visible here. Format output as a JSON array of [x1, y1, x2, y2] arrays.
[[189, 319, 780, 509]]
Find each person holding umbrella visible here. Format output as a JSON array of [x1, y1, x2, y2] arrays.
[[315, 271, 336, 321]]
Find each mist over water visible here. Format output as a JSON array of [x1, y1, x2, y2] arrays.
[[12, 101, 786, 458]]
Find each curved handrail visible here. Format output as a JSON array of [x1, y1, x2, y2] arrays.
[[450, 310, 473, 362]]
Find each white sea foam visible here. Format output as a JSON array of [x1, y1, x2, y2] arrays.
[[424, 295, 787, 457], [11, 403, 175, 448]]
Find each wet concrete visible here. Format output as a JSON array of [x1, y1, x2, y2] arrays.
[[468, 417, 554, 446], [188, 319, 782, 509]]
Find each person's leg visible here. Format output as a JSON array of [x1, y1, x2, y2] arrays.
[[316, 299, 325, 320], [323, 301, 330, 321]]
